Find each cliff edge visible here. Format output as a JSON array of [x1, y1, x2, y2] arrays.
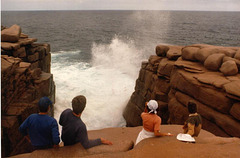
[[11, 125, 240, 158]]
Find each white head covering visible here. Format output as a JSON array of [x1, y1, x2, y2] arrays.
[[147, 100, 158, 114]]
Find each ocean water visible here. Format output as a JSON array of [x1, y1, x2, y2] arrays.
[[2, 10, 240, 130]]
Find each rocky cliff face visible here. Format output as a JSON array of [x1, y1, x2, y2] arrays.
[[123, 44, 240, 138], [1, 25, 55, 157]]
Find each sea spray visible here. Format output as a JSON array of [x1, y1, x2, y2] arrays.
[[52, 36, 145, 131]]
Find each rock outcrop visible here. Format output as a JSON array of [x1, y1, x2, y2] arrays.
[[123, 44, 240, 138], [10, 125, 240, 158], [1, 25, 55, 157]]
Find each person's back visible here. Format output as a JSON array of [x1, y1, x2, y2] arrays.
[[59, 95, 112, 149], [19, 97, 60, 149], [141, 112, 161, 132], [183, 101, 202, 137], [60, 108, 100, 147], [135, 100, 172, 145]]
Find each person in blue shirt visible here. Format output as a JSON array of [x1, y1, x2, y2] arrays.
[[59, 95, 112, 148], [19, 97, 60, 150]]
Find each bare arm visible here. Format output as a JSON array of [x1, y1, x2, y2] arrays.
[[154, 130, 173, 137], [100, 138, 113, 145]]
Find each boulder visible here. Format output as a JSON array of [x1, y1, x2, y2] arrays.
[[222, 56, 240, 71], [195, 47, 219, 63], [234, 49, 240, 60], [182, 46, 199, 61], [204, 53, 225, 71], [166, 46, 183, 60], [219, 48, 236, 57], [1, 24, 21, 42], [220, 60, 238, 76], [155, 45, 170, 57]]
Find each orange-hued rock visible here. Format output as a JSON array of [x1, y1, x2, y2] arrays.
[[230, 103, 240, 121], [182, 46, 199, 61], [124, 44, 240, 139], [194, 46, 219, 63], [1, 35, 54, 157], [220, 60, 238, 76], [234, 48, 240, 60], [10, 125, 240, 158], [204, 53, 225, 71], [1, 24, 21, 42], [166, 46, 183, 60]]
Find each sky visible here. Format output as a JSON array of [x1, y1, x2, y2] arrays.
[[1, 0, 240, 11]]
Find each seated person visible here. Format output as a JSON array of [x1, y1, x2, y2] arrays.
[[59, 95, 112, 148], [19, 97, 60, 150], [183, 101, 202, 137], [135, 100, 172, 145]]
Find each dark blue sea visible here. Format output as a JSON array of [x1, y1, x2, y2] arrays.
[[2, 10, 240, 130]]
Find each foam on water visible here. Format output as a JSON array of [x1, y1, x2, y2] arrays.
[[52, 36, 145, 130]]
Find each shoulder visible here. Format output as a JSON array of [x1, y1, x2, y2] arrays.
[[29, 113, 38, 117], [141, 112, 148, 116], [61, 109, 72, 116], [76, 118, 86, 130], [26, 113, 38, 120], [154, 114, 161, 122]]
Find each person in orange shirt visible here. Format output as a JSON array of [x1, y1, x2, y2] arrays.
[[135, 100, 173, 145]]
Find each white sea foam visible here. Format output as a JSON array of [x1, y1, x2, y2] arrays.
[[52, 36, 145, 130]]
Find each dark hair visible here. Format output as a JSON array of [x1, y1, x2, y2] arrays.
[[72, 95, 86, 115], [188, 101, 197, 114], [38, 97, 52, 112]]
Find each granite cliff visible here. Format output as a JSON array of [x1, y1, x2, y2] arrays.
[[1, 25, 55, 157], [123, 44, 240, 138]]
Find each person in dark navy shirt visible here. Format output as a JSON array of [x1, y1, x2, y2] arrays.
[[19, 97, 60, 150], [59, 95, 112, 148]]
